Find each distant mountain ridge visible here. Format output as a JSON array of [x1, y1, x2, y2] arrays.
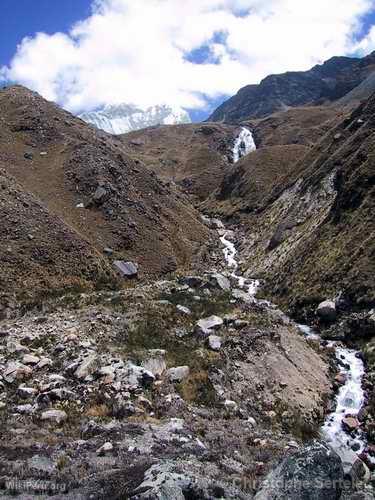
[[79, 103, 191, 134], [209, 51, 375, 122]]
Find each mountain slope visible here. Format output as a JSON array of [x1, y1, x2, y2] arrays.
[[206, 144, 309, 216], [119, 122, 240, 199], [209, 52, 375, 122], [234, 92, 375, 309], [0, 86, 210, 288], [246, 106, 344, 148], [0, 166, 116, 313], [79, 103, 191, 134]]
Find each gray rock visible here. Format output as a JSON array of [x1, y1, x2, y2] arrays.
[[142, 350, 167, 377], [196, 315, 223, 336], [176, 305, 191, 315], [38, 357, 53, 368], [22, 354, 40, 365], [16, 403, 34, 414], [17, 386, 38, 399], [234, 319, 249, 329], [232, 289, 251, 302], [48, 388, 76, 401], [334, 443, 370, 482], [178, 276, 204, 288], [224, 400, 238, 412], [112, 401, 136, 418], [113, 260, 138, 278], [167, 366, 190, 382], [41, 409, 67, 424], [132, 464, 192, 499], [211, 273, 231, 291], [208, 335, 222, 351], [75, 354, 99, 380], [3, 362, 33, 383], [210, 273, 231, 291], [103, 247, 114, 256], [120, 362, 155, 387], [96, 442, 113, 455], [255, 441, 343, 500], [317, 300, 337, 322], [93, 186, 107, 204]]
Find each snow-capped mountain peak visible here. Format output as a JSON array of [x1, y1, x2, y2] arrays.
[[79, 103, 191, 134]]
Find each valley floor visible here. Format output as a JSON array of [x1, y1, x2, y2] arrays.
[[0, 219, 373, 499]]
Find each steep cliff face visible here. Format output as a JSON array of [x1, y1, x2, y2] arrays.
[[209, 52, 375, 122]]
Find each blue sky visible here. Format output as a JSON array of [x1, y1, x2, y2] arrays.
[[2, 0, 375, 121], [0, 1, 91, 68]]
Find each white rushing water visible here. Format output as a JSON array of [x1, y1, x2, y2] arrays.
[[220, 231, 260, 300], [297, 325, 366, 454], [220, 230, 367, 458], [232, 127, 256, 163], [323, 347, 365, 452]]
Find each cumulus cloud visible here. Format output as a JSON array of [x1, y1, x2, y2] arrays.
[[2, 0, 375, 113]]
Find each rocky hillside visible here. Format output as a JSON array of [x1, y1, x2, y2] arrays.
[[0, 233, 335, 498], [231, 91, 375, 310], [247, 106, 344, 148], [119, 122, 239, 199], [209, 51, 375, 122], [0, 86, 210, 304], [207, 144, 309, 216], [0, 166, 116, 315]]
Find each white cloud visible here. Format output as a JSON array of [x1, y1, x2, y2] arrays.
[[2, 0, 374, 112]]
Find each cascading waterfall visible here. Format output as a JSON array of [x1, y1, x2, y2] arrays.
[[232, 127, 256, 163], [220, 229, 367, 461]]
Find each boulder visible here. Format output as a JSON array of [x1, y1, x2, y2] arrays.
[[176, 305, 191, 315], [255, 441, 343, 500], [317, 300, 337, 322], [178, 276, 204, 288], [113, 260, 138, 278], [41, 409, 67, 424], [334, 443, 370, 482], [342, 416, 360, 432], [196, 315, 223, 336], [209, 273, 231, 291], [167, 366, 190, 383], [120, 362, 155, 388], [22, 354, 40, 365], [17, 386, 38, 399], [96, 442, 113, 455], [208, 335, 222, 351], [142, 350, 167, 377], [75, 354, 99, 380], [232, 289, 251, 302], [92, 186, 108, 204], [3, 362, 32, 383]]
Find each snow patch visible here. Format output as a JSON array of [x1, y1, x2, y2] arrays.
[[79, 103, 191, 135]]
